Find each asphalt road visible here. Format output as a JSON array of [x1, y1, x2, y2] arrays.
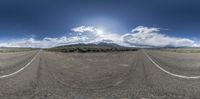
[[0, 50, 200, 99]]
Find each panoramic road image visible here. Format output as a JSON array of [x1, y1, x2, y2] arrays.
[[1, 0, 200, 99]]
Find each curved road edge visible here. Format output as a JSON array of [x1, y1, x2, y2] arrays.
[[0, 50, 41, 79], [143, 49, 200, 79]]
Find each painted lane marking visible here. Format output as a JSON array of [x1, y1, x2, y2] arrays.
[[143, 50, 200, 79], [0, 50, 41, 79]]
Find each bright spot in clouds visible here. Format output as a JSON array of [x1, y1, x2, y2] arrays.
[[0, 25, 199, 48], [96, 29, 103, 35], [71, 26, 97, 33]]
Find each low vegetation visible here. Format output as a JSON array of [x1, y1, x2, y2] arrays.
[[0, 47, 38, 53], [156, 48, 200, 53], [45, 43, 138, 53]]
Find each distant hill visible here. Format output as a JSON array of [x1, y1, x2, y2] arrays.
[[56, 43, 124, 48], [97, 43, 125, 48], [46, 43, 138, 53]]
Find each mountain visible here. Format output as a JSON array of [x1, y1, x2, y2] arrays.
[[54, 42, 126, 49], [46, 43, 138, 53]]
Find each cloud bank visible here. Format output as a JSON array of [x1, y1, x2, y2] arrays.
[[122, 26, 198, 47], [0, 26, 199, 48]]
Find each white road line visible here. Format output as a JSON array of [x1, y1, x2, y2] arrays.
[[143, 50, 200, 79], [0, 50, 41, 79]]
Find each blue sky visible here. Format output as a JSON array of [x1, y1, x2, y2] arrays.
[[0, 0, 200, 48]]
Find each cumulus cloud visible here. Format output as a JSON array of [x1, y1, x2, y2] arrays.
[[71, 26, 97, 33], [71, 26, 121, 44], [0, 25, 199, 48], [131, 26, 160, 33], [122, 26, 198, 47], [0, 36, 91, 48]]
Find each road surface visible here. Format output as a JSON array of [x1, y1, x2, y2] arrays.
[[0, 50, 200, 99]]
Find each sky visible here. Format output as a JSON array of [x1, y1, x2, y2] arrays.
[[0, 0, 200, 48]]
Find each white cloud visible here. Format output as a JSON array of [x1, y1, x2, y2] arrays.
[[122, 26, 198, 47], [0, 36, 91, 48], [131, 26, 160, 33], [0, 38, 42, 48], [71, 26, 122, 44], [0, 25, 199, 48], [71, 26, 97, 33]]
